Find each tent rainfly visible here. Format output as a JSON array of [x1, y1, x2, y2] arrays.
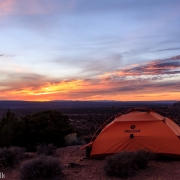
[[82, 107, 180, 158]]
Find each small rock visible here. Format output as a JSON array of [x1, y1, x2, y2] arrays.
[[68, 162, 81, 168]]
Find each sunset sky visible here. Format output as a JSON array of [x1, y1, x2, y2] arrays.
[[0, 0, 180, 101]]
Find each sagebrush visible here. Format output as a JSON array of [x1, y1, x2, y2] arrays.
[[0, 146, 25, 167], [20, 156, 63, 180], [104, 150, 153, 178], [133, 149, 153, 169]]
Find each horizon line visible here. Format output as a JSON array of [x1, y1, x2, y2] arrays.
[[0, 100, 178, 102]]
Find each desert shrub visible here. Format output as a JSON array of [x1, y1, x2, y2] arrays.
[[0, 146, 25, 167], [37, 143, 57, 155], [104, 151, 136, 178], [104, 150, 152, 178], [22, 110, 75, 149], [20, 156, 63, 180], [64, 133, 84, 146], [133, 149, 153, 169]]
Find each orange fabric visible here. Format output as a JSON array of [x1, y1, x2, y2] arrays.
[[90, 110, 180, 158], [114, 111, 163, 122], [80, 142, 93, 150], [165, 118, 180, 137]]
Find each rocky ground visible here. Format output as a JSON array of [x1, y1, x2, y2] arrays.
[[1, 145, 180, 180]]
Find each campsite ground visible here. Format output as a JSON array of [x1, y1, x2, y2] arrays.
[[2, 145, 180, 180]]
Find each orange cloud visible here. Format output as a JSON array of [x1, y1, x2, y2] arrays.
[[1, 76, 179, 101], [1, 55, 180, 101], [100, 55, 180, 80]]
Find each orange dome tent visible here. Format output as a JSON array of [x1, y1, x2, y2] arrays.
[[82, 108, 180, 158]]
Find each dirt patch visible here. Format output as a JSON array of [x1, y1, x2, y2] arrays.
[[1, 145, 180, 180]]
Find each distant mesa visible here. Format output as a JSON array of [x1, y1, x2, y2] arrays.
[[173, 101, 180, 106]]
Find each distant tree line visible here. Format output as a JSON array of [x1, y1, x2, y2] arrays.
[[0, 109, 75, 151]]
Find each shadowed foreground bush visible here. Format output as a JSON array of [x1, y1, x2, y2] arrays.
[[20, 156, 63, 180], [104, 150, 153, 178], [37, 143, 57, 155], [0, 146, 25, 167]]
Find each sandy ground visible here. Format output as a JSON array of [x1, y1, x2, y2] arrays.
[[1, 145, 180, 180]]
